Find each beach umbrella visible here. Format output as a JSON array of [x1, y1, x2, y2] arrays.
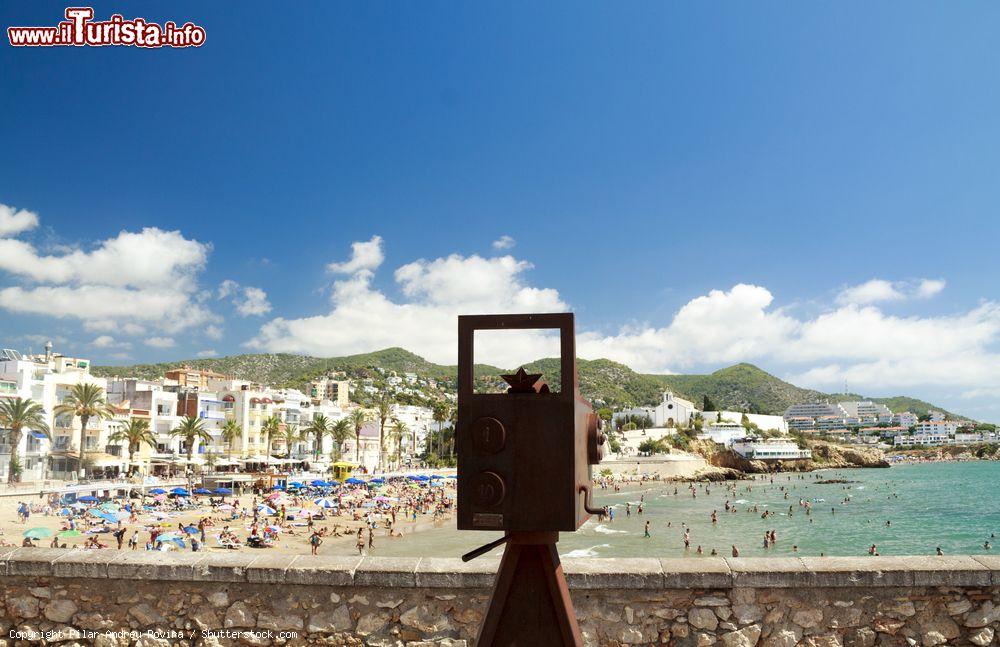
[[257, 505, 276, 515], [265, 525, 281, 533], [182, 526, 199, 535], [59, 507, 72, 516], [171, 488, 189, 496], [149, 488, 166, 495], [370, 477, 385, 483], [310, 479, 327, 486], [157, 532, 182, 541], [327, 479, 340, 486], [194, 488, 212, 495], [447, 475, 457, 479], [289, 481, 303, 488], [99, 502, 120, 512], [167, 538, 186, 549], [313, 497, 336, 508], [213, 488, 232, 495], [23, 527, 53, 539], [272, 484, 284, 490], [265, 492, 283, 501], [173, 491, 190, 497], [58, 529, 81, 538], [87, 508, 106, 518], [295, 509, 313, 518], [345, 477, 365, 485], [77, 495, 99, 503]]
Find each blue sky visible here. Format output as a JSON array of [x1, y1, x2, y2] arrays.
[[2, 2, 1000, 419]]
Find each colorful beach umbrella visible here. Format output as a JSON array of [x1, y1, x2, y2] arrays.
[[214, 488, 232, 495], [194, 488, 212, 495], [310, 479, 327, 486], [77, 495, 99, 502], [23, 527, 53, 539], [313, 497, 336, 508], [149, 488, 166, 495], [345, 477, 365, 485], [182, 526, 199, 535], [257, 505, 276, 515]]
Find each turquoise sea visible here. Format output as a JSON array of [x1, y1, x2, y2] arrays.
[[345, 462, 1000, 559]]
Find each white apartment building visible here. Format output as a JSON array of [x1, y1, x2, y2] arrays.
[[914, 420, 959, 436], [892, 412, 918, 428], [0, 345, 123, 480], [838, 401, 893, 424], [702, 411, 788, 434], [699, 421, 746, 446], [731, 437, 812, 461], [783, 402, 846, 420]]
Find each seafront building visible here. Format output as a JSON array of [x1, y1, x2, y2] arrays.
[[730, 437, 812, 460], [0, 343, 437, 481]]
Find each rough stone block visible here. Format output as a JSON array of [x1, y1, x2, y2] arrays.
[[799, 556, 913, 587], [245, 554, 298, 584], [284, 554, 362, 586], [726, 557, 809, 588], [908, 556, 990, 587], [191, 551, 255, 582], [106, 550, 201, 581], [354, 556, 420, 587], [6, 547, 66, 577], [415, 557, 499, 589], [661, 557, 732, 589], [563, 557, 663, 589], [52, 549, 112, 578], [970, 555, 1000, 586]]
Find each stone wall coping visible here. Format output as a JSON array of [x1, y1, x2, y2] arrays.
[[2, 550, 998, 589]]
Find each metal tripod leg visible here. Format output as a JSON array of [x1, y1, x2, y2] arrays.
[[476, 531, 583, 647]]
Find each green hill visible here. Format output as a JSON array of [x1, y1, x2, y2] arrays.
[[92, 351, 966, 419]]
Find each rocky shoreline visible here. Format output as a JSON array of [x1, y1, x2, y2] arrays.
[[676, 440, 891, 481]]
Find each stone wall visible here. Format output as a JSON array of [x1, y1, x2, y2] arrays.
[[1, 548, 999, 646]]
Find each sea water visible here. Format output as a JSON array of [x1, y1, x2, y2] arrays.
[[354, 462, 1000, 559]]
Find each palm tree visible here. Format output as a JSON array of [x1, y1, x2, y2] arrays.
[[304, 414, 331, 460], [278, 423, 301, 458], [108, 418, 155, 476], [389, 418, 408, 468], [0, 398, 49, 483], [220, 418, 241, 460], [53, 382, 114, 478], [432, 401, 449, 458], [261, 415, 282, 458], [349, 408, 370, 463], [375, 392, 393, 469], [330, 418, 352, 461], [170, 416, 212, 463]]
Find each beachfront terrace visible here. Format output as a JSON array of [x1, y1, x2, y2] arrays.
[[0, 550, 998, 645]]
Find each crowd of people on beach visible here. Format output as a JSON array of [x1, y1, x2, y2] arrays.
[[3, 474, 456, 556]]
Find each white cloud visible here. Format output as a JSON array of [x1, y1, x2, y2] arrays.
[[145, 336, 175, 349], [0, 204, 39, 237], [92, 335, 121, 349], [217, 280, 272, 317], [205, 325, 224, 340], [326, 235, 384, 274], [0, 205, 220, 339], [0, 286, 216, 333], [0, 227, 209, 287], [917, 278, 946, 298], [836, 279, 905, 305], [196, 349, 218, 358], [836, 278, 946, 305], [492, 235, 516, 250], [217, 279, 239, 299], [250, 240, 565, 367]]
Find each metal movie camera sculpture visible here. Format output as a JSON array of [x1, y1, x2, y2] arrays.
[[457, 313, 606, 647]]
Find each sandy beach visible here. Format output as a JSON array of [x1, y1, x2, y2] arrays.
[[0, 477, 456, 558]]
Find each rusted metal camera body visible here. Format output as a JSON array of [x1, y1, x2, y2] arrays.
[[457, 313, 604, 533]]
